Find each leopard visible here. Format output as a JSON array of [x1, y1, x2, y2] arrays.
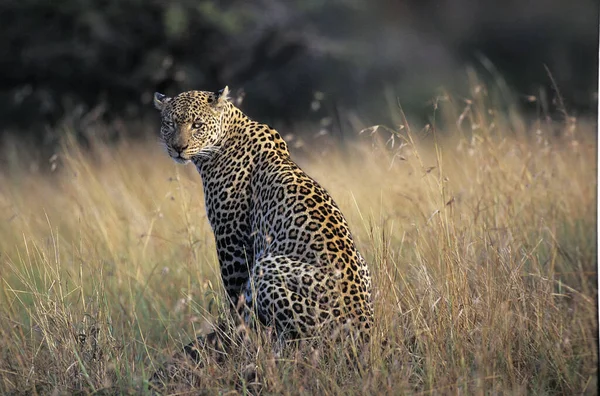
[[151, 86, 373, 370]]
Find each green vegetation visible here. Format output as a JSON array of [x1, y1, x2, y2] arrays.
[[0, 83, 596, 394], [2, 0, 597, 136]]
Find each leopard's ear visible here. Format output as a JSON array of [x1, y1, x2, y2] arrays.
[[213, 86, 230, 108], [153, 92, 171, 111]]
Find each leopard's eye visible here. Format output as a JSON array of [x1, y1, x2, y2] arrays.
[[192, 121, 204, 129], [163, 119, 174, 128]]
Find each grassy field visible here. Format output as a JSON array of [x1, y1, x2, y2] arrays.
[[0, 85, 597, 395]]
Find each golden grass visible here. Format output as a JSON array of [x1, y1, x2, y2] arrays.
[[0, 85, 597, 394]]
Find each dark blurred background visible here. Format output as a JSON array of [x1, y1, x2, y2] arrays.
[[0, 0, 598, 146]]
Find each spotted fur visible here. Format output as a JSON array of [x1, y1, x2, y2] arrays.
[[154, 87, 373, 340]]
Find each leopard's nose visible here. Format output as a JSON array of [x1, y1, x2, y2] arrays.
[[172, 143, 189, 154]]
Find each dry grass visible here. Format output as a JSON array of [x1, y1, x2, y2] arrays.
[[0, 83, 597, 395]]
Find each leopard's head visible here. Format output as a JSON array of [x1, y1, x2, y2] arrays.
[[153, 87, 230, 164]]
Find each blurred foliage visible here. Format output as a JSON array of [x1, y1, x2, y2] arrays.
[[0, 0, 597, 143]]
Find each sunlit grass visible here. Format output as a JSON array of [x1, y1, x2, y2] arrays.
[[0, 83, 596, 394]]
